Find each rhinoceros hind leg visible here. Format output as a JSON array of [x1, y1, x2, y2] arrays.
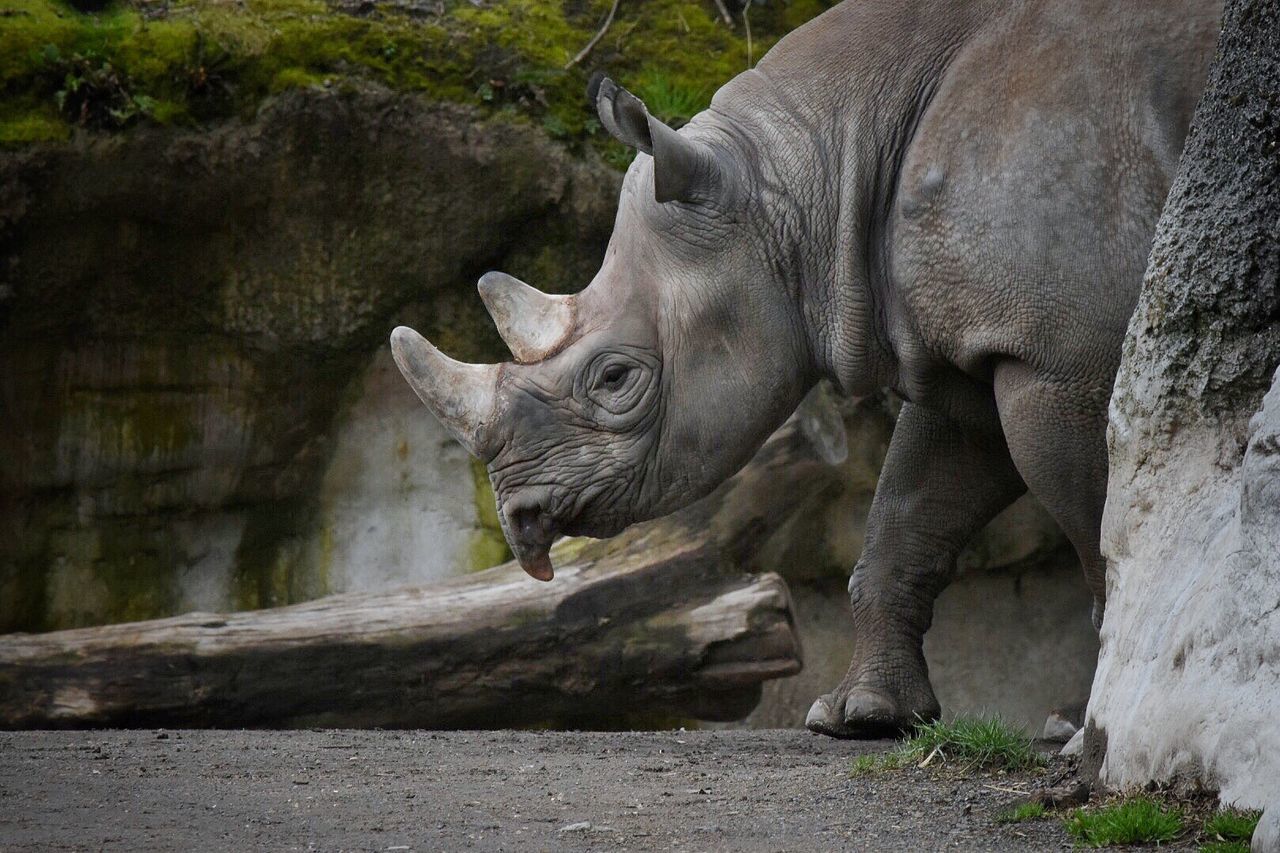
[[993, 361, 1111, 627]]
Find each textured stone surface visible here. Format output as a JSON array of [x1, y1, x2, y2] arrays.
[[1089, 0, 1279, 836], [0, 88, 616, 631], [1096, 370, 1280, 805], [301, 348, 508, 593]]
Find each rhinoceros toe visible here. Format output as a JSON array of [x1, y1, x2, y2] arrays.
[[805, 686, 936, 739]]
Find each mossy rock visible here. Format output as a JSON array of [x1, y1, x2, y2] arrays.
[[1, 0, 834, 151], [0, 0, 835, 631]]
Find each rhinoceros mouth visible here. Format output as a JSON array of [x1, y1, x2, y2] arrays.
[[514, 543, 555, 582], [507, 508, 562, 581]]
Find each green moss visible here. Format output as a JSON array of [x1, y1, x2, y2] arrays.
[[269, 66, 326, 92], [1, 0, 833, 150], [548, 535, 590, 563], [467, 530, 509, 571], [0, 102, 69, 142], [848, 752, 900, 776], [232, 499, 311, 611], [43, 523, 180, 627], [467, 457, 512, 570]]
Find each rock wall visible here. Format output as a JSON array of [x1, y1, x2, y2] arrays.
[[0, 89, 616, 631], [1089, 0, 1279, 838], [1, 0, 830, 634]]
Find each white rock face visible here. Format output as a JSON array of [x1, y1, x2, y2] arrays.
[[304, 348, 504, 592], [1093, 367, 1280, 810]]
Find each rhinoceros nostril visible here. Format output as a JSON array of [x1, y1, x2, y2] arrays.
[[513, 507, 540, 541], [508, 501, 554, 544]]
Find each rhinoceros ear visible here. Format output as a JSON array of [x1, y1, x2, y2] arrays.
[[593, 76, 724, 204]]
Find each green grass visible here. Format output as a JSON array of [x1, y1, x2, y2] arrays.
[[848, 752, 902, 777], [0, 0, 834, 150], [897, 716, 1045, 772], [1065, 798, 1185, 847], [1198, 842, 1249, 853], [1198, 807, 1261, 851], [997, 801, 1048, 824], [635, 72, 709, 128], [848, 716, 1044, 777]]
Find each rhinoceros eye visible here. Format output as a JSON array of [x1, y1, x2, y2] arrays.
[[599, 364, 631, 391], [577, 348, 659, 426]]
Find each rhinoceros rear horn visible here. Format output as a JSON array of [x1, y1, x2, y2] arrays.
[[389, 326, 498, 459], [477, 271, 575, 364], [594, 76, 725, 204]]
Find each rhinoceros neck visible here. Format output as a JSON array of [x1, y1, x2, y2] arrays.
[[713, 0, 1001, 397]]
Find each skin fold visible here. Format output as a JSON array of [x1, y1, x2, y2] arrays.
[[392, 0, 1222, 737]]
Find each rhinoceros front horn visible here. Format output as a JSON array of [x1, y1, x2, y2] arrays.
[[477, 271, 575, 364], [389, 326, 498, 458]]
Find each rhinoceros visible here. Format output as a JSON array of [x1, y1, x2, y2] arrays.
[[391, 0, 1221, 736]]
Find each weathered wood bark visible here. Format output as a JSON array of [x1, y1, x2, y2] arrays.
[[1088, 0, 1279, 843], [0, 530, 800, 730]]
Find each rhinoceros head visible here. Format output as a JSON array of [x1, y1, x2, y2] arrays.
[[391, 78, 812, 580]]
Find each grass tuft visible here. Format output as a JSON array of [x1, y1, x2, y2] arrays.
[[997, 801, 1047, 824], [1203, 808, 1261, 845], [1198, 842, 1249, 853], [848, 752, 902, 777], [635, 72, 709, 128], [1065, 798, 1185, 847], [896, 716, 1044, 773], [847, 716, 1044, 777]]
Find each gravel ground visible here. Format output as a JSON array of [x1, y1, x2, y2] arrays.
[[1, 729, 1091, 851]]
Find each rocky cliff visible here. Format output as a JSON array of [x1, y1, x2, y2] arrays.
[[1089, 0, 1279, 844], [2, 0, 831, 630]]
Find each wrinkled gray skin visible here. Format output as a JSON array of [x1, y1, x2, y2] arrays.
[[392, 0, 1221, 736]]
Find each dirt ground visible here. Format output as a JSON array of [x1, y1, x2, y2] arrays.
[[0, 729, 1118, 851]]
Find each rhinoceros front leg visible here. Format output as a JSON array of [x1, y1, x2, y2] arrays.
[[806, 401, 1027, 738]]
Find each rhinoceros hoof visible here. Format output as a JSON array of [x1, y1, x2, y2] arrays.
[[804, 687, 938, 739]]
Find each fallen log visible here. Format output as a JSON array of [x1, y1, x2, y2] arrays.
[[0, 530, 800, 729], [0, 387, 874, 730]]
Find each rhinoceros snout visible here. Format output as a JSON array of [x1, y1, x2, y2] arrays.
[[501, 493, 561, 582]]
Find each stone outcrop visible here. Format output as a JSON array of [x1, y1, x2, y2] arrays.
[[0, 89, 617, 630], [1088, 0, 1279, 842]]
